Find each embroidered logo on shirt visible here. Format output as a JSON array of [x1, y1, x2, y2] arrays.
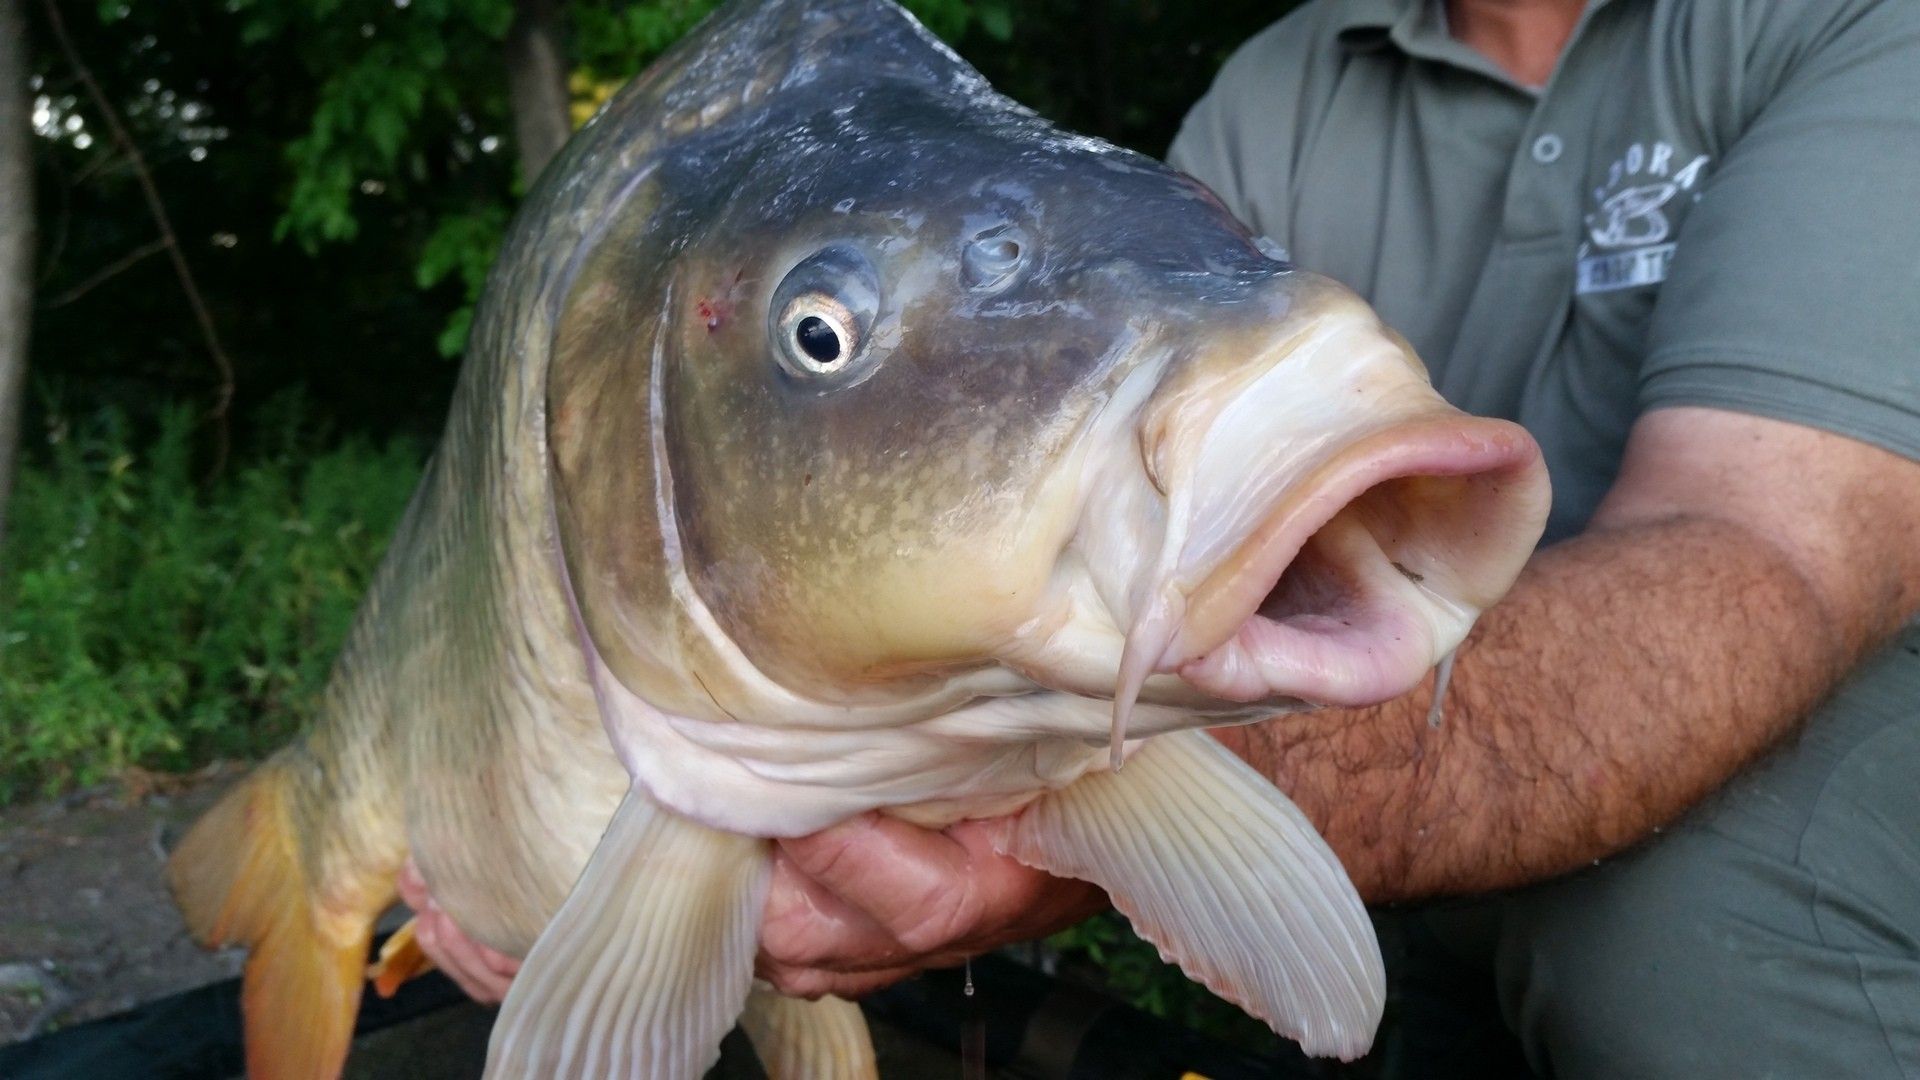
[[1576, 142, 1710, 295]]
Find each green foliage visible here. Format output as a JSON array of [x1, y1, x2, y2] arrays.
[[244, 0, 736, 359], [416, 203, 510, 356], [571, 0, 725, 78], [238, 0, 514, 251], [898, 0, 1015, 44], [222, 0, 522, 356], [0, 405, 423, 802]]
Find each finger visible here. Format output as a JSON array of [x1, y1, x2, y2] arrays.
[[776, 814, 992, 954], [761, 848, 908, 971], [413, 914, 479, 1001], [394, 857, 430, 910], [780, 814, 1085, 954], [478, 945, 522, 980], [440, 934, 513, 1003], [458, 953, 515, 1004], [412, 907, 512, 1005], [945, 820, 1111, 931], [393, 856, 521, 1001], [757, 960, 928, 1000]]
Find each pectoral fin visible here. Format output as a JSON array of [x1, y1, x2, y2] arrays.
[[992, 729, 1384, 1060], [740, 985, 878, 1079], [484, 787, 771, 1079]]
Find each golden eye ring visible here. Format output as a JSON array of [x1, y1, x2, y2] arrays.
[[777, 293, 860, 375]]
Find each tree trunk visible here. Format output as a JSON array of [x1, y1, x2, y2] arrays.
[[0, 0, 35, 544], [504, 0, 571, 188]]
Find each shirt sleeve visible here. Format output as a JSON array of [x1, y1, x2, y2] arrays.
[[1638, 0, 1920, 462], [1164, 14, 1316, 245], [1166, 82, 1255, 224]]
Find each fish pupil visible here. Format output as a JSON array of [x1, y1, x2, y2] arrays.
[[796, 316, 841, 362]]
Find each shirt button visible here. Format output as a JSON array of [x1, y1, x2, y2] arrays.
[[1531, 133, 1564, 164]]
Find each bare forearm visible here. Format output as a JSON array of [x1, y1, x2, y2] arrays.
[[1217, 515, 1877, 902]]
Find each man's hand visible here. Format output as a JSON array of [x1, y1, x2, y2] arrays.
[[757, 813, 1108, 998], [391, 817, 1106, 1005], [395, 857, 522, 1004]]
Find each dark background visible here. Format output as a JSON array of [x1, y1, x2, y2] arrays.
[[22, 0, 1299, 443]]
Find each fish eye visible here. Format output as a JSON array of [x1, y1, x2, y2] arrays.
[[962, 226, 1029, 291], [768, 245, 881, 381], [777, 295, 859, 374]]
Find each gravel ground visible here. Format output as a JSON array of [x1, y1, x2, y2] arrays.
[[0, 767, 248, 1045]]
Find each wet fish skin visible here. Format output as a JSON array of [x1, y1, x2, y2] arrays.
[[167, 1, 1550, 1077]]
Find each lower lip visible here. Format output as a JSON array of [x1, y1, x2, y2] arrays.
[[1175, 591, 1439, 708], [1173, 517, 1443, 707], [1163, 416, 1539, 707]]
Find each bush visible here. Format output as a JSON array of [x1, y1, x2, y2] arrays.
[[0, 404, 422, 802], [1048, 911, 1286, 1055]]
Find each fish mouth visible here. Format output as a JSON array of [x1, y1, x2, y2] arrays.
[[1162, 415, 1545, 708]]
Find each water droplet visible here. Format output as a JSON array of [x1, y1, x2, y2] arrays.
[[960, 958, 985, 1079]]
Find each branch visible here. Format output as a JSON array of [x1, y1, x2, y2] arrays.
[[69, 143, 126, 186], [39, 236, 167, 307], [37, 0, 235, 470]]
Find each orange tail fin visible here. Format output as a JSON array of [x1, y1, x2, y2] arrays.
[[168, 763, 377, 1080]]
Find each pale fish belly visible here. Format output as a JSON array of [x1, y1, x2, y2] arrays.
[[404, 704, 632, 956]]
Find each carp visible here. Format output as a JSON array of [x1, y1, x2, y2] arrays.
[[168, 0, 1551, 1076]]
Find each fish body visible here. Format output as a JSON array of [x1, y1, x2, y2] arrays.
[[168, 2, 1550, 1076]]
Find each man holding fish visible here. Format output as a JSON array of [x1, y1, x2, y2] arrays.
[[398, 0, 1920, 1074]]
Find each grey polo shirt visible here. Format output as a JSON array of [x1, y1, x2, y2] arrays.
[[1166, 10, 1920, 1062], [1168, 0, 1920, 543]]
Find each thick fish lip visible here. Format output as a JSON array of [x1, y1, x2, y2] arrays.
[[1164, 415, 1547, 707]]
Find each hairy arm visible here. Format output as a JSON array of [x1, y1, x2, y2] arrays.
[[1217, 406, 1920, 901]]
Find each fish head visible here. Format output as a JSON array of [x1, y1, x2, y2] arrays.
[[547, 14, 1548, 736], [1029, 264, 1552, 730]]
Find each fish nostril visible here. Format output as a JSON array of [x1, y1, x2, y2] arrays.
[[962, 228, 1028, 290]]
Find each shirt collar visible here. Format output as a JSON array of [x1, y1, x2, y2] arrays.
[[1332, 0, 1424, 54], [1333, 0, 1621, 45], [1334, 0, 1615, 95]]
